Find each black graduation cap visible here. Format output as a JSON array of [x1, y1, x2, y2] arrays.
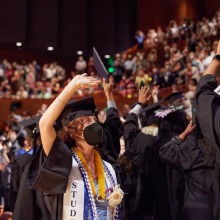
[[154, 104, 185, 118], [157, 103, 187, 134], [19, 115, 41, 138], [141, 101, 162, 114], [56, 96, 97, 127], [93, 47, 109, 82], [162, 92, 183, 104], [140, 101, 162, 126], [140, 92, 183, 126], [140, 92, 183, 114]]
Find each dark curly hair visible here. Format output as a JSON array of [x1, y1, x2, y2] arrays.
[[58, 116, 96, 147]]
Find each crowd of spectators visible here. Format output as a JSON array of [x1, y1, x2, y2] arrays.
[[0, 9, 220, 220], [0, 10, 219, 101], [116, 9, 220, 95], [0, 60, 66, 99]]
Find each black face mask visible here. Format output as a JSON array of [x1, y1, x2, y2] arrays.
[[83, 122, 103, 146]]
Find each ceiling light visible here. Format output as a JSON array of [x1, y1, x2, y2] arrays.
[[16, 42, 22, 47], [104, 55, 110, 59], [77, 51, 83, 55], [47, 46, 54, 51]]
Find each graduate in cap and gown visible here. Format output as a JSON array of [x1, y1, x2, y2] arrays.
[[123, 86, 172, 220], [195, 40, 220, 219], [150, 92, 187, 220], [155, 93, 188, 220], [159, 116, 215, 220], [26, 74, 124, 220], [123, 86, 157, 220], [123, 85, 187, 220]]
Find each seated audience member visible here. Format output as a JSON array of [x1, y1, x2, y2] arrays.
[[135, 67, 151, 89]]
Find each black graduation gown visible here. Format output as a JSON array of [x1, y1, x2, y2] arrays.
[[196, 74, 220, 150], [10, 153, 33, 211], [14, 167, 50, 220], [156, 128, 185, 220], [100, 107, 123, 162], [165, 166, 184, 220], [158, 111, 189, 220], [196, 74, 220, 219], [123, 113, 171, 220], [11, 153, 50, 220], [159, 135, 215, 220], [27, 138, 72, 220]]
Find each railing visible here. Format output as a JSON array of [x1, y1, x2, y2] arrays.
[[0, 85, 189, 123]]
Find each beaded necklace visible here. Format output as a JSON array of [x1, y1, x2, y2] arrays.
[[74, 148, 106, 199]]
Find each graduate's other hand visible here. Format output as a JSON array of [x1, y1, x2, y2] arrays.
[[151, 85, 159, 103], [184, 120, 196, 135], [178, 120, 196, 141], [138, 86, 151, 105], [103, 78, 114, 101], [72, 73, 101, 89]]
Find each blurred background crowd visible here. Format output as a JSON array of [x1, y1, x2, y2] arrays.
[[0, 7, 219, 220], [0, 10, 220, 101]]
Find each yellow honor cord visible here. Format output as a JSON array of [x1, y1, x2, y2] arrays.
[[74, 148, 106, 200]]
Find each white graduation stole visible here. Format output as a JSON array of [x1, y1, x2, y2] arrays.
[[62, 156, 117, 220], [214, 85, 220, 95], [62, 157, 85, 220], [104, 161, 118, 220]]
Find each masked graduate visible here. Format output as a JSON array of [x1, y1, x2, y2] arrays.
[[11, 116, 50, 220], [26, 74, 124, 220], [195, 40, 220, 219]]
